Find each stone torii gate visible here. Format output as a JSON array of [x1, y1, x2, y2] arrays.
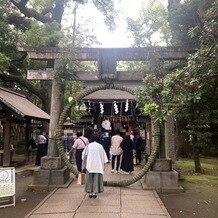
[[19, 46, 194, 190]]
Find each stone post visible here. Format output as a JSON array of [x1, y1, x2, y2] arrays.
[[47, 70, 64, 157], [165, 115, 176, 162], [30, 60, 72, 190], [144, 118, 183, 193]]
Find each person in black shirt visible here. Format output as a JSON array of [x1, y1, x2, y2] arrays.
[[101, 131, 111, 161], [134, 132, 143, 165]]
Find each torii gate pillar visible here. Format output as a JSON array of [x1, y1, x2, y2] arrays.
[[29, 60, 72, 190], [142, 58, 183, 193]]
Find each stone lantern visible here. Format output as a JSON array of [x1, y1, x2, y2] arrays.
[[63, 117, 74, 136]]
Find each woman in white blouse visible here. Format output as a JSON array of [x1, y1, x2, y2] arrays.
[[82, 134, 108, 198]]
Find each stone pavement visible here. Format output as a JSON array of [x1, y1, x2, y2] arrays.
[[23, 163, 171, 218]]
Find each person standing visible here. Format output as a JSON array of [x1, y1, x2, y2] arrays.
[[28, 138, 37, 150], [35, 132, 47, 166], [101, 131, 111, 161], [134, 132, 143, 165], [62, 133, 68, 152], [67, 133, 74, 162], [120, 134, 134, 174], [70, 131, 89, 172], [43, 132, 49, 155], [62, 133, 74, 163], [110, 130, 123, 173], [82, 134, 108, 198]]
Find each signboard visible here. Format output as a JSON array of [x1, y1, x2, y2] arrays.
[[0, 167, 15, 198]]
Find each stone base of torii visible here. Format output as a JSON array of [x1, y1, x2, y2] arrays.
[[28, 157, 73, 190], [142, 159, 183, 193]]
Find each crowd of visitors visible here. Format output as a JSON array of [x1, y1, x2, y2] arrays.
[[30, 119, 146, 199], [67, 127, 145, 176], [76, 126, 146, 198]]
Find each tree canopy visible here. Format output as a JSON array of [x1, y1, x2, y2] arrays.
[[127, 0, 170, 47], [0, 0, 117, 113], [136, 0, 217, 172]]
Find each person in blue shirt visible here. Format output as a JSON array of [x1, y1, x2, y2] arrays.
[[62, 133, 74, 163]]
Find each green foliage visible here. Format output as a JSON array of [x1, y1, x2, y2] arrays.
[[161, 2, 218, 169], [19, 21, 64, 46], [61, 22, 101, 47], [143, 103, 159, 116], [162, 1, 218, 139], [93, 0, 116, 31], [0, 2, 20, 73], [134, 1, 217, 172], [0, 0, 118, 119], [135, 71, 166, 123], [0, 54, 10, 72], [168, 0, 215, 45], [117, 61, 150, 71], [28, 60, 47, 71], [30, 0, 55, 11], [127, 0, 171, 46], [56, 49, 97, 83]]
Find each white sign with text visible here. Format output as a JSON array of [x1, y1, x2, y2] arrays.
[[0, 167, 15, 198]]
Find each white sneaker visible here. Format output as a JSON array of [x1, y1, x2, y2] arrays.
[[111, 169, 114, 173], [123, 171, 130, 175], [115, 170, 119, 174]]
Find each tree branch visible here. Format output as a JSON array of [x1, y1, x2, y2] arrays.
[[10, 0, 53, 23], [7, 14, 31, 30], [52, 0, 65, 25], [19, 0, 28, 7], [0, 73, 46, 102], [41, 7, 53, 16]]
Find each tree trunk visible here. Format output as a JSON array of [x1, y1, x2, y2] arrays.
[[159, 123, 165, 158], [167, 0, 181, 45], [193, 147, 203, 173], [175, 118, 190, 158], [47, 70, 65, 157], [165, 115, 176, 162]]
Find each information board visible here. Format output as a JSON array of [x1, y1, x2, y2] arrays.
[[0, 167, 15, 198]]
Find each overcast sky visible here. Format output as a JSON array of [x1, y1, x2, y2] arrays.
[[63, 0, 143, 47], [64, 0, 167, 47]]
